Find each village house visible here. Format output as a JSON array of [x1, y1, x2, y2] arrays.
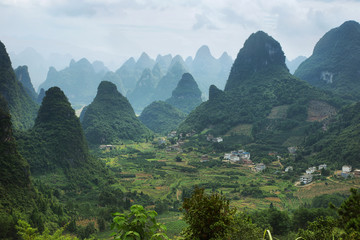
[[206, 134, 214, 141], [285, 166, 293, 172], [341, 172, 351, 179], [242, 159, 253, 165], [241, 152, 251, 160], [166, 143, 182, 152], [255, 163, 266, 172], [223, 153, 231, 160], [268, 152, 278, 156], [306, 167, 317, 174], [158, 138, 166, 145], [300, 174, 313, 184], [353, 169, 360, 178], [230, 154, 240, 162], [206, 135, 223, 143], [168, 131, 177, 138], [185, 130, 196, 138], [342, 165, 352, 173], [223, 149, 251, 164], [288, 146, 297, 154], [200, 155, 209, 162], [318, 164, 327, 170], [99, 145, 114, 150]]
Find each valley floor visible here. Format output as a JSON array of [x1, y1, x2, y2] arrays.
[[93, 140, 360, 238]]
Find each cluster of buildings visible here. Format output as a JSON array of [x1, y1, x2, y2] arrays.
[[340, 165, 360, 179], [299, 164, 360, 185], [299, 164, 327, 185], [223, 150, 252, 164], [206, 134, 223, 143], [221, 150, 267, 172]]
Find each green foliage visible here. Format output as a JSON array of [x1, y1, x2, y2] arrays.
[[291, 207, 336, 231], [297, 216, 342, 240], [181, 187, 236, 240], [77, 222, 96, 240], [111, 204, 169, 240], [139, 101, 186, 134], [251, 206, 290, 236], [0, 95, 31, 191], [311, 194, 346, 208], [82, 81, 152, 144], [337, 188, 360, 234], [16, 220, 79, 240], [0, 41, 38, 130], [16, 87, 108, 190], [165, 73, 202, 114], [230, 213, 262, 240]]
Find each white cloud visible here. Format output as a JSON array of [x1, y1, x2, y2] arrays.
[[1, 0, 360, 69]]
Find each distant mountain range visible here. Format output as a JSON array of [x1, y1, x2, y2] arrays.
[[29, 46, 232, 113], [285, 56, 307, 74], [38, 58, 108, 106], [10, 47, 72, 89]]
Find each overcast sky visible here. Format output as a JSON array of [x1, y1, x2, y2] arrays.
[[1, 0, 360, 69]]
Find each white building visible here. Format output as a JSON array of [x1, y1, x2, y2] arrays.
[[342, 165, 352, 173], [213, 137, 223, 143], [318, 164, 327, 170], [300, 174, 313, 184], [223, 153, 231, 160], [285, 166, 293, 172], [230, 155, 240, 162], [255, 163, 266, 172], [306, 167, 317, 174], [241, 152, 251, 160]]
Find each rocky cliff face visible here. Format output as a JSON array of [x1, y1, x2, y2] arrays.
[[14, 65, 38, 102]]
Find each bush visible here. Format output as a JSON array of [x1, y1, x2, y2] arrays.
[[111, 204, 169, 240]]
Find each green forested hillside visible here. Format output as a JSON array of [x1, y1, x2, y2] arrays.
[[179, 31, 344, 147], [82, 81, 152, 144], [16, 87, 107, 188], [0, 95, 32, 207], [294, 20, 360, 101], [0, 95, 68, 239], [139, 101, 186, 134], [166, 73, 202, 114], [303, 101, 360, 169], [0, 41, 38, 130]]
